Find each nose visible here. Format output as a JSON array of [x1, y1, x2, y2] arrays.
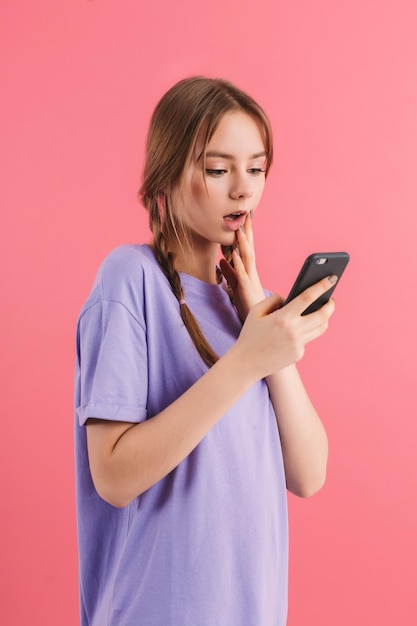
[[229, 176, 253, 200]]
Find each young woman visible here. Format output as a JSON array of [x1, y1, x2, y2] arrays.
[[75, 76, 336, 625]]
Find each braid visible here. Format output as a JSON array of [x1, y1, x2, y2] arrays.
[[221, 244, 234, 266], [151, 205, 219, 368]]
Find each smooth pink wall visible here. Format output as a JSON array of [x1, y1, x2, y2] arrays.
[[2, 1, 416, 624]]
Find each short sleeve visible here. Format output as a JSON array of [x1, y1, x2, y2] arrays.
[[75, 300, 148, 426]]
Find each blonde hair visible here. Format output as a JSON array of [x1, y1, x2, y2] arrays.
[[139, 76, 273, 367]]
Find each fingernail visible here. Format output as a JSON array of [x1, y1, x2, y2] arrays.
[[328, 274, 338, 284]]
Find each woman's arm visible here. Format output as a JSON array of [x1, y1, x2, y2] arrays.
[[265, 365, 329, 497], [220, 216, 333, 497], [87, 342, 258, 508], [86, 275, 332, 507]]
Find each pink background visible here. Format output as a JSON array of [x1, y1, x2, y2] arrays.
[[2, 1, 416, 624]]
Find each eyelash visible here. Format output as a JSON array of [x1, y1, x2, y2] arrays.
[[205, 168, 265, 177]]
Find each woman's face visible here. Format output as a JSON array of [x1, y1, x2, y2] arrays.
[[172, 111, 267, 251]]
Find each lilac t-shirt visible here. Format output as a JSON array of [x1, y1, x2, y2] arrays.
[[75, 244, 288, 626]]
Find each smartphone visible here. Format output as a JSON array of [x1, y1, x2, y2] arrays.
[[285, 252, 350, 315]]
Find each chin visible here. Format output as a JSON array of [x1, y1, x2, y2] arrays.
[[218, 232, 237, 247]]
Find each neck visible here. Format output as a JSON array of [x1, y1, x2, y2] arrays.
[[172, 243, 221, 285]]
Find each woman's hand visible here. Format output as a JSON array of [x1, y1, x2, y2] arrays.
[[220, 214, 336, 375], [233, 277, 336, 381], [220, 214, 267, 321]]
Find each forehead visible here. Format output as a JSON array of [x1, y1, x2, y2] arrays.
[[206, 111, 266, 154]]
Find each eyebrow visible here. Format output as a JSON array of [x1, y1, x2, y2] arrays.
[[204, 150, 268, 160]]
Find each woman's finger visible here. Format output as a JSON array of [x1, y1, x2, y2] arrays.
[[236, 223, 255, 271], [243, 212, 255, 246], [231, 247, 247, 278], [283, 276, 338, 317]]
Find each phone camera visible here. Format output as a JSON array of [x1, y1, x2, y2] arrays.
[[315, 258, 328, 265]]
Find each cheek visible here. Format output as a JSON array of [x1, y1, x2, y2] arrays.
[[189, 178, 203, 198], [258, 177, 267, 195], [189, 175, 212, 204], [252, 179, 266, 203]]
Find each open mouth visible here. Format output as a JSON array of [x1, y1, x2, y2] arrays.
[[224, 211, 246, 221]]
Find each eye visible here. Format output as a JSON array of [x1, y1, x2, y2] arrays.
[[248, 168, 266, 175], [205, 169, 227, 177]]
